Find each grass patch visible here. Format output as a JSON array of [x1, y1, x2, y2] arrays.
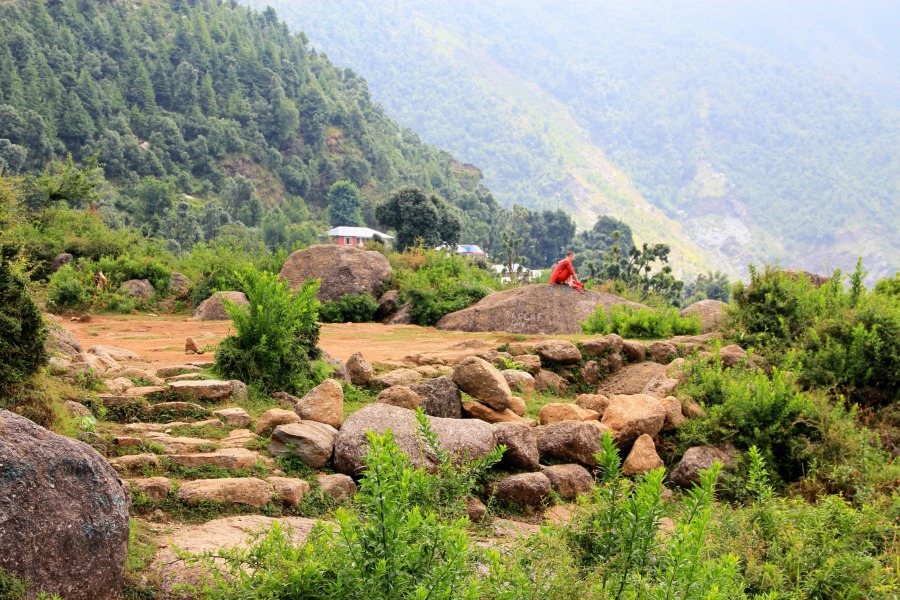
[[581, 304, 702, 339], [343, 383, 377, 418], [166, 423, 231, 439]]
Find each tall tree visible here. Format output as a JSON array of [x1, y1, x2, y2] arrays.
[[325, 180, 364, 227], [376, 186, 460, 252]]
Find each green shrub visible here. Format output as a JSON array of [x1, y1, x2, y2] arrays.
[[199, 429, 483, 599], [0, 257, 47, 389], [0, 568, 29, 600], [801, 293, 900, 407], [674, 354, 819, 483], [95, 255, 172, 294], [318, 293, 379, 323], [397, 250, 495, 326], [580, 303, 701, 338], [215, 268, 321, 394], [47, 264, 93, 312]]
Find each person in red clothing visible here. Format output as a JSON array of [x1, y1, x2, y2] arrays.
[[549, 251, 583, 291]]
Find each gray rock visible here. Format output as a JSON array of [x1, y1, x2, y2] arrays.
[[669, 446, 737, 488], [533, 340, 582, 364], [346, 352, 375, 386], [279, 244, 392, 302], [542, 464, 594, 499], [119, 278, 154, 299], [502, 369, 536, 393], [192, 291, 249, 321], [494, 422, 540, 470], [536, 421, 610, 467], [0, 409, 129, 600], [487, 472, 551, 507], [409, 376, 462, 419], [50, 252, 73, 273], [270, 422, 339, 469]]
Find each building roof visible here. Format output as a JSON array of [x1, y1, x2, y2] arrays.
[[456, 244, 486, 255], [326, 226, 394, 239]]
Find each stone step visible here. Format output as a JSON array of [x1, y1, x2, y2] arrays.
[[156, 364, 203, 378], [166, 448, 258, 470]]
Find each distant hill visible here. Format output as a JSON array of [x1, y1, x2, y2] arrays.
[[256, 0, 900, 280]]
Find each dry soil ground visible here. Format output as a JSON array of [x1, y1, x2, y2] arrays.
[[56, 314, 559, 369]]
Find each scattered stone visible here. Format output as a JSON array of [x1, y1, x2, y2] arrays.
[[145, 402, 208, 419], [669, 446, 737, 488], [295, 378, 344, 428], [279, 244, 392, 302], [648, 341, 678, 364], [386, 304, 413, 324], [114, 436, 143, 447], [374, 368, 423, 388], [516, 354, 542, 374], [596, 362, 668, 396], [542, 464, 594, 500], [466, 497, 487, 523], [168, 379, 235, 401], [682, 399, 705, 419], [601, 394, 666, 447], [129, 477, 171, 502], [65, 400, 94, 419], [507, 343, 530, 356], [377, 385, 421, 410], [119, 279, 154, 299], [169, 272, 193, 297], [269, 422, 339, 469], [105, 377, 133, 394], [45, 325, 83, 358], [539, 403, 600, 425], [622, 434, 664, 476], [192, 291, 250, 321], [109, 453, 160, 472], [536, 421, 610, 467], [409, 376, 462, 419], [451, 356, 513, 411], [156, 364, 203, 378], [679, 299, 727, 333], [316, 474, 357, 501], [124, 385, 166, 398], [621, 340, 646, 363], [719, 344, 747, 368], [50, 252, 73, 273], [462, 401, 536, 426], [475, 349, 515, 368], [599, 352, 625, 374], [581, 360, 601, 385], [503, 369, 536, 393], [88, 345, 143, 362], [267, 477, 311, 507], [581, 333, 624, 356], [254, 408, 301, 435], [494, 422, 540, 470], [534, 340, 582, 364], [642, 376, 679, 398], [533, 369, 569, 393], [660, 396, 687, 430], [376, 290, 400, 319], [487, 472, 551, 507], [48, 356, 73, 375], [0, 410, 130, 600], [508, 395, 527, 416], [104, 367, 164, 385], [575, 393, 610, 415], [167, 448, 258, 470], [213, 407, 251, 428], [176, 478, 273, 507]]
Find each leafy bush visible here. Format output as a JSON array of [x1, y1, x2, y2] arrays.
[[47, 264, 93, 312], [580, 303, 701, 338], [0, 257, 47, 389], [801, 293, 900, 407], [200, 429, 484, 599], [215, 268, 321, 394], [318, 293, 379, 323], [674, 354, 818, 483], [94, 255, 172, 294], [396, 250, 495, 326]]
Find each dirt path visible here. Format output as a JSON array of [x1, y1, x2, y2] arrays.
[[57, 314, 556, 368]]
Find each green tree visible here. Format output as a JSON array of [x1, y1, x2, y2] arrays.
[[325, 180, 364, 227], [376, 186, 461, 252], [136, 177, 175, 233]]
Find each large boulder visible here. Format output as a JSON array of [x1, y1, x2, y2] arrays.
[[435, 284, 646, 334], [176, 478, 272, 507], [333, 404, 498, 475], [50, 252, 73, 273], [45, 323, 84, 358], [539, 403, 599, 425], [622, 434, 664, 476], [279, 244, 392, 302], [0, 410, 130, 600], [451, 356, 512, 411], [600, 394, 666, 447], [376, 385, 421, 410], [679, 299, 728, 333], [346, 352, 375, 386], [192, 291, 249, 321], [494, 422, 540, 470], [542, 464, 594, 500], [409, 376, 462, 419]]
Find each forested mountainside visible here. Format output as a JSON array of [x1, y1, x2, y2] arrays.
[[259, 0, 900, 280], [0, 0, 531, 256]]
